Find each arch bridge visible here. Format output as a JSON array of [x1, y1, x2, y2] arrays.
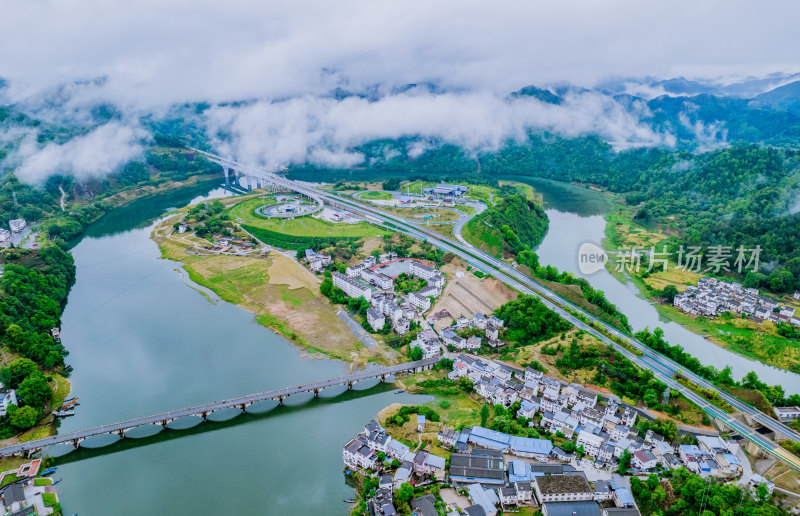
[[0, 358, 438, 458]]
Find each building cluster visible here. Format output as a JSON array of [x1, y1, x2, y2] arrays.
[[422, 183, 469, 199], [342, 354, 750, 515], [674, 277, 799, 327], [0, 218, 26, 246], [331, 257, 447, 335], [0, 459, 60, 515], [343, 420, 446, 515], [304, 248, 333, 272], [447, 355, 744, 479], [441, 313, 505, 351]]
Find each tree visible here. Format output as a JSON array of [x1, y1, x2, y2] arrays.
[[480, 404, 490, 427], [647, 474, 659, 490], [754, 482, 770, 503], [0, 358, 38, 389], [408, 346, 423, 361], [16, 373, 51, 408], [458, 376, 474, 393], [8, 404, 37, 429], [618, 449, 632, 473], [653, 485, 666, 503], [396, 482, 414, 502], [661, 284, 679, 303]]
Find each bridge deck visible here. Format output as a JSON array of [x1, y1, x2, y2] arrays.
[[0, 358, 438, 457]]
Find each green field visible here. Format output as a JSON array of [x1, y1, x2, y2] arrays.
[[462, 217, 503, 256], [654, 304, 800, 372], [229, 198, 389, 240], [359, 190, 394, 200]]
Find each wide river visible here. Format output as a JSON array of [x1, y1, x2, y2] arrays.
[[52, 176, 797, 514], [53, 180, 428, 515]]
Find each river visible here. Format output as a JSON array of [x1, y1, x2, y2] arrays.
[[53, 180, 428, 515], [51, 176, 798, 514], [511, 176, 800, 392]]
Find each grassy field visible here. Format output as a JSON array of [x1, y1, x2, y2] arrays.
[[358, 190, 394, 200], [642, 268, 704, 293], [153, 214, 396, 365], [400, 370, 484, 429], [654, 304, 800, 372], [462, 217, 503, 256], [229, 198, 388, 239]]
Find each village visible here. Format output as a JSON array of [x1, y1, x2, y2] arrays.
[[673, 277, 800, 327], [342, 354, 775, 516]]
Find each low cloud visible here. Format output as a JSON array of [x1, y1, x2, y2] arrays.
[[206, 89, 674, 171], [12, 122, 149, 184]]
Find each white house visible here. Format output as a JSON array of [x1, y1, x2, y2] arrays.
[[8, 219, 26, 233], [367, 308, 385, 332], [0, 390, 17, 417]]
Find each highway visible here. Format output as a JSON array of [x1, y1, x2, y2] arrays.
[[196, 151, 800, 471]]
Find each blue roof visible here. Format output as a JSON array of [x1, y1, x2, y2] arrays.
[[417, 415, 426, 423], [509, 436, 553, 455], [615, 487, 635, 506], [469, 426, 511, 449], [520, 400, 535, 411], [721, 453, 740, 465], [508, 460, 533, 483]]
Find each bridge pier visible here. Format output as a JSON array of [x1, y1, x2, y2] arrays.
[[347, 381, 354, 390], [313, 388, 320, 397], [237, 402, 252, 413]]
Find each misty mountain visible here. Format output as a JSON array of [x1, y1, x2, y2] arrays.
[[752, 80, 800, 114]]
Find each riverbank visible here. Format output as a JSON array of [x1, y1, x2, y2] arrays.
[[603, 198, 800, 373], [152, 200, 398, 366]]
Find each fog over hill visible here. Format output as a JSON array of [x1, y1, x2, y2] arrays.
[[1, 0, 800, 181]]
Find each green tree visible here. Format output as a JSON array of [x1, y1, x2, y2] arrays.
[[0, 358, 38, 389], [618, 449, 632, 473], [8, 404, 37, 429], [480, 403, 490, 427], [458, 376, 474, 393], [16, 373, 51, 408], [755, 482, 770, 503], [396, 482, 414, 502]]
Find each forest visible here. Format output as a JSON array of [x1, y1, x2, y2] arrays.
[[632, 467, 785, 516], [475, 193, 549, 254], [291, 133, 800, 295]]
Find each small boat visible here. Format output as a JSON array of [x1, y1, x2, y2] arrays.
[[40, 468, 57, 476], [53, 410, 75, 417], [53, 479, 62, 485], [395, 390, 403, 394], [343, 499, 355, 503]]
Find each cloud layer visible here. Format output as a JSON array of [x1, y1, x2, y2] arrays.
[[12, 123, 148, 184], [2, 0, 799, 182], [206, 89, 673, 170], [2, 0, 799, 106]]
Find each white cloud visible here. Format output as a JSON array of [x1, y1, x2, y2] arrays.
[[1, 0, 798, 106], [12, 123, 149, 184], [205, 89, 673, 171]]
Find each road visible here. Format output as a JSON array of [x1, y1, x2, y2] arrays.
[[0, 358, 438, 458], [196, 151, 800, 472]]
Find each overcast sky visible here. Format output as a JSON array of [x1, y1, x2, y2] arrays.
[[3, 0, 799, 181], [2, 0, 799, 105]]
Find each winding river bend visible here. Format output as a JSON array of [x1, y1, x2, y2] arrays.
[[53, 181, 427, 515], [512, 176, 800, 392], [50, 176, 797, 514]]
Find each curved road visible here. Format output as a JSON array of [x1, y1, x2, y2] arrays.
[[196, 151, 800, 471]]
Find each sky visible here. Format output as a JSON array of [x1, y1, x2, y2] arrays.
[[2, 0, 800, 180]]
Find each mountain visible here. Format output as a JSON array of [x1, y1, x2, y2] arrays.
[[751, 80, 800, 114]]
